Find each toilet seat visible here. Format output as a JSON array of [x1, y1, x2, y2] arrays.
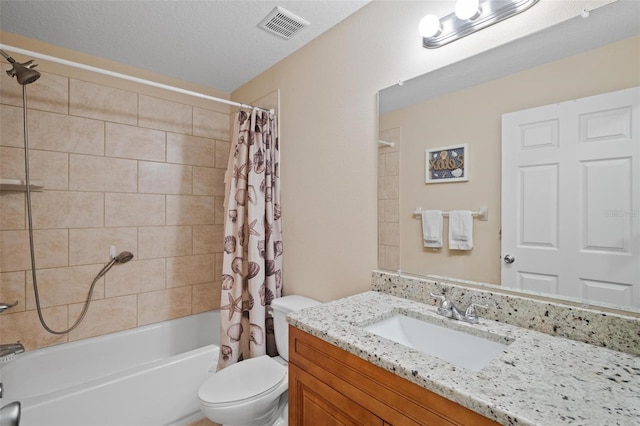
[[199, 355, 287, 407]]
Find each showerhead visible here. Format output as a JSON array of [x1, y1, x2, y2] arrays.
[[1, 49, 41, 85], [96, 251, 134, 278], [114, 251, 134, 263]]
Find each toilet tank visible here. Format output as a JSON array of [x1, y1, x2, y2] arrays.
[[271, 295, 319, 361]]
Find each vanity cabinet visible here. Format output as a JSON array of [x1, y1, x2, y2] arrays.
[[289, 326, 499, 426]]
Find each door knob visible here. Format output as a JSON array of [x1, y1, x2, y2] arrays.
[[503, 254, 515, 264]]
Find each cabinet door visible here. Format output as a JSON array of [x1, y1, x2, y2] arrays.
[[289, 363, 384, 426]]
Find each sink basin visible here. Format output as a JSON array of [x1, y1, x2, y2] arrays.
[[364, 314, 508, 372]]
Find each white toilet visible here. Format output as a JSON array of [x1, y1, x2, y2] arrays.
[[198, 295, 320, 426]]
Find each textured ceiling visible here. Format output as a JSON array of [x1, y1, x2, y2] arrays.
[[0, 0, 370, 93]]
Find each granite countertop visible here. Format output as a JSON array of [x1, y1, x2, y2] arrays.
[[287, 291, 640, 426]]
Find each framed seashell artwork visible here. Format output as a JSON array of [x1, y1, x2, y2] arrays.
[[425, 144, 469, 184]]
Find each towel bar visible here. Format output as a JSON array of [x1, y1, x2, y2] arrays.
[[413, 206, 488, 221]]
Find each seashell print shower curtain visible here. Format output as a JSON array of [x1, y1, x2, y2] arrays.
[[217, 109, 282, 370]]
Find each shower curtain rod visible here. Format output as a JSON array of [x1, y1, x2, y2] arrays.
[[0, 44, 272, 113]]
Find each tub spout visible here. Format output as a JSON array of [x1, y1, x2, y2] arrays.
[[0, 401, 21, 426], [0, 342, 24, 358]]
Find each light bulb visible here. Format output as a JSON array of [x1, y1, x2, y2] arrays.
[[419, 14, 442, 38], [455, 0, 481, 20]]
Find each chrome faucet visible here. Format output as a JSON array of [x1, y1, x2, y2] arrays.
[[0, 342, 25, 358], [0, 301, 18, 313], [0, 401, 21, 426], [430, 293, 487, 324]]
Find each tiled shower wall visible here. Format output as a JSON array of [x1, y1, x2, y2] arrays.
[[378, 128, 400, 271], [0, 64, 230, 350]]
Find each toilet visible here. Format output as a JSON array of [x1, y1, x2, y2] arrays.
[[198, 295, 320, 426]]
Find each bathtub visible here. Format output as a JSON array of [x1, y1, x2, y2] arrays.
[[0, 310, 220, 426]]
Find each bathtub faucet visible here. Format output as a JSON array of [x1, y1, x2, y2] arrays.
[[0, 342, 25, 358], [0, 401, 21, 426]]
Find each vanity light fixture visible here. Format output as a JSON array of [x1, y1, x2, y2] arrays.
[[420, 0, 540, 49]]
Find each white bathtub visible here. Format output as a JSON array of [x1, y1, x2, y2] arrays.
[[0, 311, 220, 426]]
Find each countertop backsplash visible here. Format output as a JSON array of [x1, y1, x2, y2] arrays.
[[372, 270, 640, 356]]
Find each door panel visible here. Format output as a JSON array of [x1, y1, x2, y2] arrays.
[[502, 87, 639, 308]]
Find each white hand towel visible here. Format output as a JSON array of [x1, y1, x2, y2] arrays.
[[449, 210, 473, 250], [421, 210, 443, 248]]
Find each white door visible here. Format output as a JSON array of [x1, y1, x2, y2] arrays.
[[502, 87, 640, 308]]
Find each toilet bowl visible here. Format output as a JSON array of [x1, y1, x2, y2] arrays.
[[198, 295, 319, 426]]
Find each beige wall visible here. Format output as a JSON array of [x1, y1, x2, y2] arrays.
[[231, 0, 613, 301], [380, 36, 640, 284], [0, 33, 232, 350]]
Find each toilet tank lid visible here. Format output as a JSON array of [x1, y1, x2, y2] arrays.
[[271, 295, 320, 313]]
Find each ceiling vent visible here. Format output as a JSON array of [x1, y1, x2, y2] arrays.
[[258, 6, 310, 40]]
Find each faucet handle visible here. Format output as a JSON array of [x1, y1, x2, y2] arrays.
[[429, 293, 446, 305], [430, 293, 454, 318], [464, 303, 488, 320], [0, 301, 18, 313]]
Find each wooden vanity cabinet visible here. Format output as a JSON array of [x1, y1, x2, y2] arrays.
[[288, 326, 500, 426]]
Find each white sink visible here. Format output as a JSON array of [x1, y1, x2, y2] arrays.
[[364, 314, 509, 372]]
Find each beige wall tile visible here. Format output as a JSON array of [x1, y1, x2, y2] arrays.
[[378, 175, 399, 200], [193, 108, 230, 141], [166, 195, 215, 226], [192, 281, 221, 314], [0, 307, 68, 349], [139, 95, 192, 134], [70, 79, 137, 125], [68, 295, 138, 341], [25, 265, 105, 309], [385, 151, 400, 176], [193, 167, 225, 196], [379, 222, 400, 246], [137, 286, 192, 326], [384, 199, 400, 223], [214, 253, 223, 280], [0, 147, 69, 190], [214, 196, 225, 225], [1, 229, 68, 271], [215, 140, 231, 169], [378, 152, 385, 177], [105, 258, 166, 298], [385, 245, 400, 271], [28, 109, 104, 155], [0, 192, 25, 230], [69, 227, 137, 266], [167, 133, 215, 167], [0, 271, 26, 312], [1, 67, 69, 114], [106, 122, 166, 162], [378, 244, 386, 270], [29, 149, 69, 190], [105, 193, 165, 227], [138, 226, 192, 259], [193, 224, 223, 254], [166, 254, 215, 287], [0, 105, 24, 148], [0, 146, 24, 178], [139, 161, 192, 194], [70, 154, 137, 192], [31, 191, 104, 229]]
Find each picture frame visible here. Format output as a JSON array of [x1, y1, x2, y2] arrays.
[[425, 144, 469, 184]]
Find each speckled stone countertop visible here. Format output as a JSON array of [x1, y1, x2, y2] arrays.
[[288, 291, 640, 426]]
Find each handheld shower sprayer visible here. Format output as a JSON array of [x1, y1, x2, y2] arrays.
[[0, 49, 41, 85], [97, 251, 135, 278]]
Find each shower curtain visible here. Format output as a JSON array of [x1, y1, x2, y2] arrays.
[[217, 109, 282, 370]]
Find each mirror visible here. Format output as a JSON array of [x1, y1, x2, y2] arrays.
[[378, 1, 640, 313]]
